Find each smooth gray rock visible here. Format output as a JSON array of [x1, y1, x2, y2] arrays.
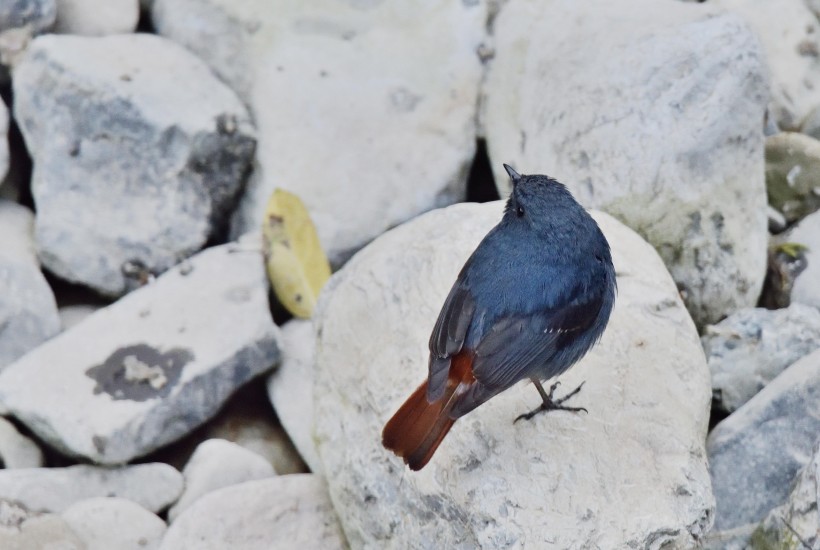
[[314, 202, 714, 549], [784, 210, 820, 309], [0, 201, 60, 369], [168, 439, 275, 522], [0, 244, 280, 464], [752, 440, 820, 549], [0, 0, 56, 34], [13, 34, 255, 296], [53, 0, 139, 35], [160, 475, 346, 549], [702, 304, 820, 413], [61, 497, 166, 550], [267, 319, 321, 473], [707, 347, 820, 530], [484, 0, 768, 327], [0, 463, 182, 513], [154, 0, 485, 264], [0, 417, 43, 468]]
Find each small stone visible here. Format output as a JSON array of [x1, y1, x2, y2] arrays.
[[707, 347, 820, 530], [0, 201, 60, 370], [483, 0, 768, 327], [0, 463, 182, 514], [0, 244, 280, 464], [765, 132, 820, 223], [767, 205, 787, 234], [53, 0, 139, 36], [61, 497, 167, 550], [266, 319, 322, 473], [13, 34, 255, 296], [702, 304, 820, 413], [0, 417, 43, 468], [168, 439, 275, 522], [782, 210, 820, 309], [0, 0, 56, 35], [160, 475, 346, 549]]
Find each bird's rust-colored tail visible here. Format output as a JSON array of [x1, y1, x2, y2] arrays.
[[382, 353, 474, 471]]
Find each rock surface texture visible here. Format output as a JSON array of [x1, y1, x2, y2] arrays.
[[53, 0, 139, 35], [313, 202, 714, 549], [483, 0, 768, 327], [160, 475, 346, 549], [0, 244, 280, 464], [13, 33, 255, 296], [0, 200, 60, 369], [154, 0, 485, 264], [707, 347, 820, 530], [61, 497, 167, 550], [702, 304, 820, 412]]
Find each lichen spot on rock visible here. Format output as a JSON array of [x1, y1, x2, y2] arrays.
[[85, 344, 194, 401]]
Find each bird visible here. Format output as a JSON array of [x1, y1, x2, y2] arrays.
[[382, 164, 617, 471]]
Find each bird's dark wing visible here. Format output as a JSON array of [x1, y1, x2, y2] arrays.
[[426, 276, 476, 402], [449, 286, 607, 418]]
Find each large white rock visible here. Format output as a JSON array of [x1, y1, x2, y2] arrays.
[[712, 0, 820, 130], [702, 304, 820, 412], [0, 463, 182, 513], [707, 348, 820, 530], [0, 512, 84, 550], [0, 201, 60, 369], [267, 319, 322, 473], [154, 0, 485, 264], [314, 202, 714, 549], [53, 0, 139, 35], [0, 244, 281, 464], [168, 438, 275, 522], [784, 210, 820, 309], [160, 475, 346, 549], [483, 0, 768, 327], [13, 34, 256, 296], [61, 497, 166, 550]]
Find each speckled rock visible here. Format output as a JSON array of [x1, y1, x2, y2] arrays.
[[0, 0, 56, 34], [13, 34, 255, 296], [62, 497, 166, 550], [484, 0, 768, 327], [314, 201, 713, 549], [702, 304, 820, 413], [707, 347, 820, 530]]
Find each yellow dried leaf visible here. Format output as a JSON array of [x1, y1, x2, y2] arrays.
[[262, 189, 331, 318]]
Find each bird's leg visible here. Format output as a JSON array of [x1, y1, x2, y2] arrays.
[[513, 379, 588, 423]]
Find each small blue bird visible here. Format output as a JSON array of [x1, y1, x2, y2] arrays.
[[382, 165, 617, 470]]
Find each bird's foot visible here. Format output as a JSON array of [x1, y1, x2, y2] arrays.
[[513, 380, 588, 423]]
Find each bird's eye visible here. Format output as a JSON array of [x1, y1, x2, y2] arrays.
[[516, 205, 525, 217]]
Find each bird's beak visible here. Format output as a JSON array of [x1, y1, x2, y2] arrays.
[[503, 164, 521, 186]]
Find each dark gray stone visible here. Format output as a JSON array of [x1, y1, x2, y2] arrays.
[[707, 347, 820, 530]]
